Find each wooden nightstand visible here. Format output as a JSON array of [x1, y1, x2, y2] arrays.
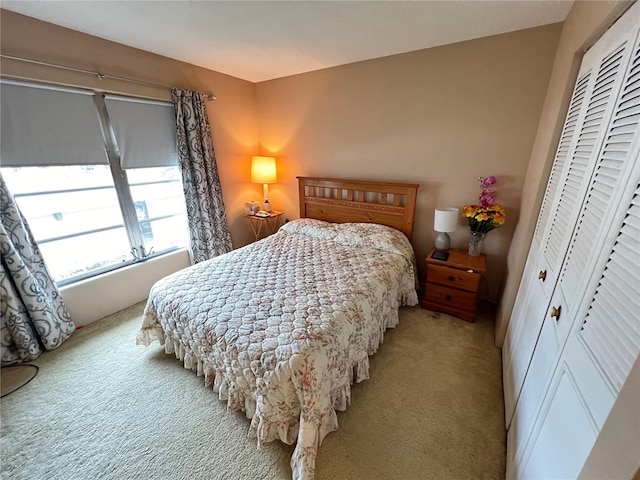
[[244, 211, 284, 241], [421, 248, 486, 323]]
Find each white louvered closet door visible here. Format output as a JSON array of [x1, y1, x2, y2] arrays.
[[538, 25, 636, 299], [510, 22, 640, 478], [556, 30, 640, 342], [574, 183, 640, 401], [502, 68, 591, 428], [533, 73, 591, 249], [501, 4, 639, 431], [519, 177, 640, 480]]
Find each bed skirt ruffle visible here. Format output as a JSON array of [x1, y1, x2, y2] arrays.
[[136, 300, 415, 480]]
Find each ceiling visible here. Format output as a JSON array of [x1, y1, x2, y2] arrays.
[[2, 1, 573, 83]]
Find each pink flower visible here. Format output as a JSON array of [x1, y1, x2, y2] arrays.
[[480, 176, 497, 187], [480, 194, 496, 206], [478, 176, 499, 207], [302, 370, 315, 388]]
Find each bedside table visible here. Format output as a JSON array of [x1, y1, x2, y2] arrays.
[[421, 248, 486, 323], [244, 211, 284, 241]]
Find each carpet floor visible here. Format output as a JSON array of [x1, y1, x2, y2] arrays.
[[1, 303, 505, 480]]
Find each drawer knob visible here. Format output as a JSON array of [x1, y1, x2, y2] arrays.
[[448, 275, 456, 282], [445, 294, 452, 301], [538, 270, 547, 282], [550, 305, 561, 321]]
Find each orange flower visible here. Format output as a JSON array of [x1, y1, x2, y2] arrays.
[[462, 203, 506, 233]]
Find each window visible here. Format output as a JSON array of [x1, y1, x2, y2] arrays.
[[127, 166, 188, 255], [0, 80, 187, 285]]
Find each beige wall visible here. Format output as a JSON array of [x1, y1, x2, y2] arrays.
[[255, 24, 562, 300], [60, 250, 190, 326], [0, 9, 260, 248], [494, 0, 632, 345]]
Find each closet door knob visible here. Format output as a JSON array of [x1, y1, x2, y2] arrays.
[[538, 270, 547, 281], [550, 306, 561, 321]]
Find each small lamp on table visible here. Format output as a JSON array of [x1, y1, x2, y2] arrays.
[[434, 207, 459, 251], [251, 156, 277, 213]]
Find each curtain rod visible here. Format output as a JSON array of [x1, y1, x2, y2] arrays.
[[0, 53, 217, 101]]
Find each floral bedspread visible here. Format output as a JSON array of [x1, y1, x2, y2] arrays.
[[137, 219, 418, 479]]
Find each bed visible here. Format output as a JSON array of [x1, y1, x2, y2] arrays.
[[137, 177, 420, 479]]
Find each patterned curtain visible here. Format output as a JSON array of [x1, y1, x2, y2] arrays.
[[172, 89, 232, 263], [0, 173, 75, 365]]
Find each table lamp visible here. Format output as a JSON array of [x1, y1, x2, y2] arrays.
[[434, 207, 459, 251], [251, 156, 277, 212]]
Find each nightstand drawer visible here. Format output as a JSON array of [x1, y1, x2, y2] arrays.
[[427, 264, 481, 292], [424, 283, 477, 311]]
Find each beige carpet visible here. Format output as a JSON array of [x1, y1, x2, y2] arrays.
[[1, 303, 505, 480]]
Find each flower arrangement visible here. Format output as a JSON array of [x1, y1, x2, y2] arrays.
[[463, 176, 506, 234]]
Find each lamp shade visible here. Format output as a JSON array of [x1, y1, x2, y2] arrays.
[[251, 156, 277, 184], [434, 207, 459, 233]]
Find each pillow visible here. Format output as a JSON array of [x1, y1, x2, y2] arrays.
[[280, 218, 416, 263]]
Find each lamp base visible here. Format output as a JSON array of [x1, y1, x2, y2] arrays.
[[263, 200, 273, 212], [434, 232, 451, 251]]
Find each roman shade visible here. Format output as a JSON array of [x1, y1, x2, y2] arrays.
[[104, 95, 178, 169], [0, 80, 108, 167]]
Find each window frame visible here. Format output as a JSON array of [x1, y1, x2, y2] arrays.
[[1, 83, 187, 287]]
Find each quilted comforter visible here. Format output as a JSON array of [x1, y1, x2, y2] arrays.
[[137, 219, 418, 479]]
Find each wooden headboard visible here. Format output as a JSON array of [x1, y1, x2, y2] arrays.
[[297, 177, 419, 239]]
